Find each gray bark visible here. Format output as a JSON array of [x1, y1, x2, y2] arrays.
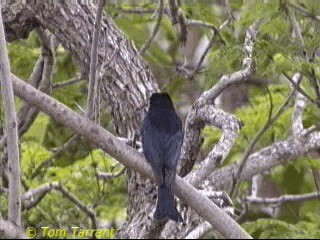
[[0, 8, 21, 227], [11, 74, 252, 239]]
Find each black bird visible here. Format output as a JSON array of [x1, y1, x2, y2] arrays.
[[141, 92, 183, 222]]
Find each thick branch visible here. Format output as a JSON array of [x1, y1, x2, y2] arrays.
[[184, 105, 241, 186], [11, 75, 251, 239], [209, 129, 320, 190]]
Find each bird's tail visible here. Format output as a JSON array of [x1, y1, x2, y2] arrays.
[[154, 185, 183, 222]]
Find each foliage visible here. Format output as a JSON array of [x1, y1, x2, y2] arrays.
[[243, 214, 320, 239]]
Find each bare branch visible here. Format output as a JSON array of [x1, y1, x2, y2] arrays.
[[0, 9, 21, 227], [168, 0, 187, 44], [11, 74, 251, 239], [209, 128, 320, 190], [22, 182, 60, 210], [21, 181, 97, 229], [282, 72, 319, 108], [245, 192, 320, 205], [97, 167, 126, 181], [184, 105, 241, 186], [55, 184, 98, 230], [52, 73, 84, 89], [139, 0, 164, 55], [200, 22, 258, 103]]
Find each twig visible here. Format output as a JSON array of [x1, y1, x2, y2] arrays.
[[289, 3, 320, 23], [139, 0, 164, 55], [287, 6, 320, 101], [282, 72, 319, 108], [52, 73, 84, 89], [97, 167, 126, 181], [29, 134, 81, 179], [168, 0, 187, 44], [56, 184, 97, 229], [186, 18, 229, 79], [117, 7, 155, 15], [21, 182, 97, 229]]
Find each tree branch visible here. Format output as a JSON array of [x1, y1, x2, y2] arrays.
[[184, 105, 241, 186], [52, 73, 84, 89], [97, 167, 126, 181], [180, 22, 258, 183], [208, 128, 320, 190], [0, 9, 21, 227], [245, 192, 320, 205], [11, 75, 251, 239], [139, 0, 163, 55]]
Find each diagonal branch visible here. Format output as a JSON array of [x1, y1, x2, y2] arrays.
[[11, 74, 252, 239], [208, 128, 320, 190]]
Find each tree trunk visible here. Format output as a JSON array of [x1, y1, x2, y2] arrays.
[[2, 3, 159, 237]]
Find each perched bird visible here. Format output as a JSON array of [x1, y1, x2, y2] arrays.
[[141, 92, 183, 222]]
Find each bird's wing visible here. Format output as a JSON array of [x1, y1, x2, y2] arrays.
[[141, 118, 164, 184], [163, 130, 183, 169]]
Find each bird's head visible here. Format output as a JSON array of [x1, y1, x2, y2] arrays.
[[149, 92, 174, 108]]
